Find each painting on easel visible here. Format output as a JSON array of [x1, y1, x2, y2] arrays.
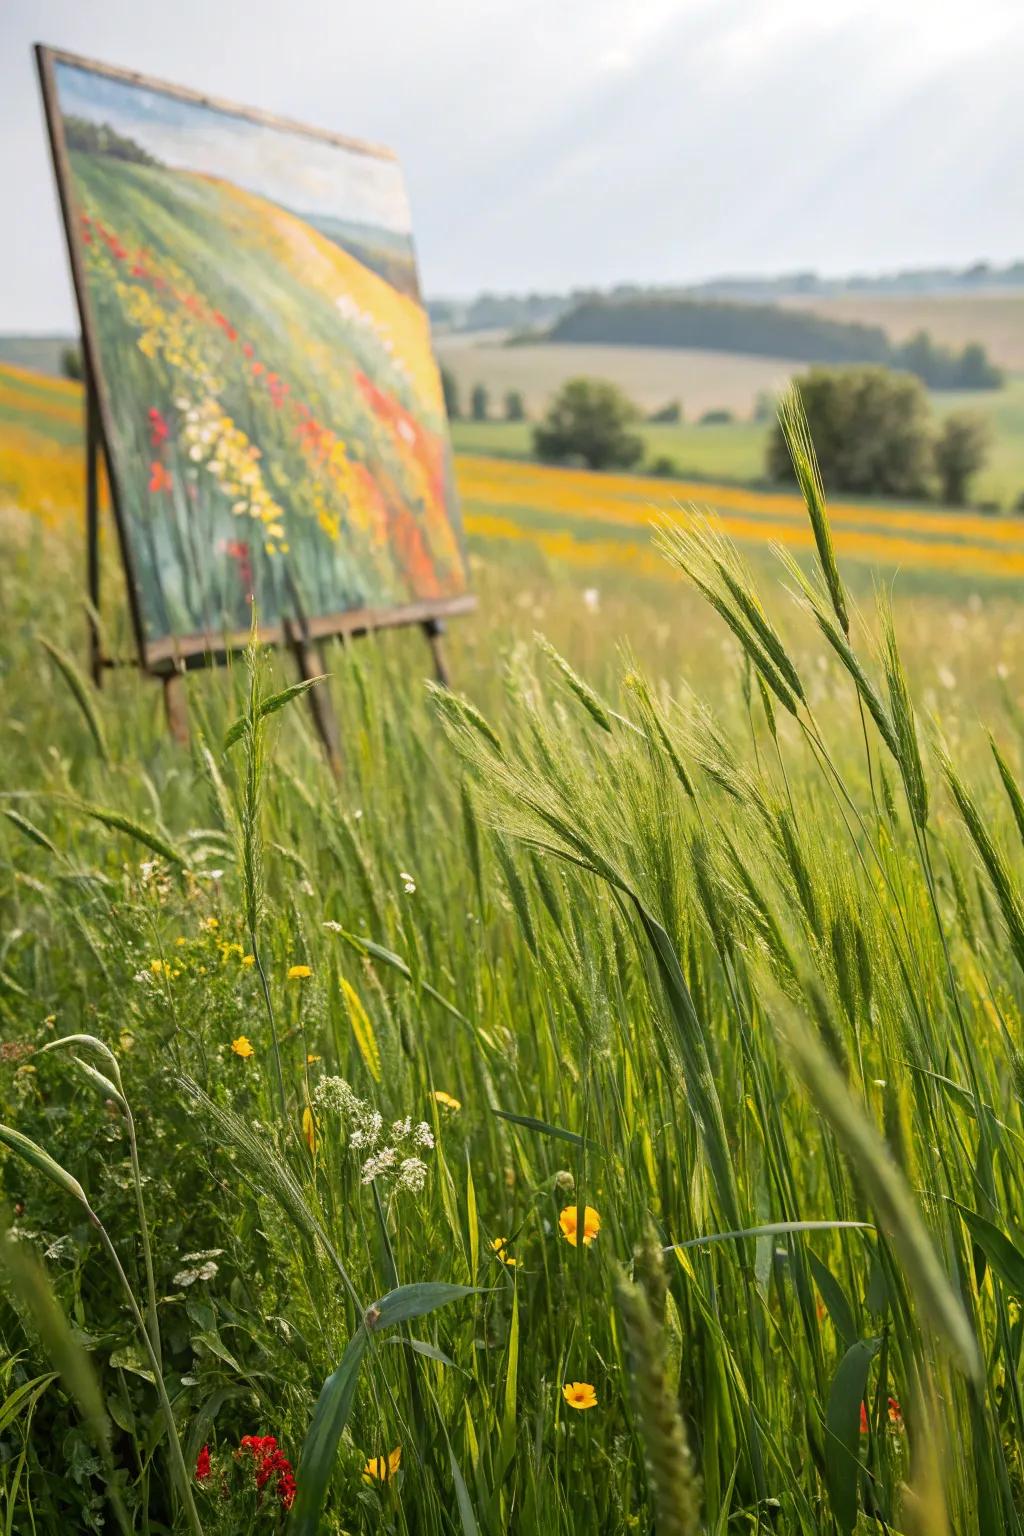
[[36, 46, 473, 675]]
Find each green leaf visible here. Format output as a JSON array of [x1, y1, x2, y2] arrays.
[[808, 1250, 858, 1348], [824, 1337, 880, 1536], [493, 1108, 601, 1152], [449, 1446, 480, 1536], [223, 675, 328, 750], [327, 927, 469, 1024], [0, 1124, 90, 1208], [291, 1282, 480, 1535], [3, 809, 58, 856], [385, 1337, 466, 1374], [953, 1203, 1024, 1297], [39, 637, 109, 764], [76, 802, 185, 868]]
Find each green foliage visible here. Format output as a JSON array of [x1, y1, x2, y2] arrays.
[[470, 382, 489, 422], [533, 376, 644, 470], [440, 366, 460, 420], [935, 411, 991, 505], [547, 296, 1004, 389], [62, 116, 159, 166], [504, 388, 526, 422], [647, 398, 682, 424], [767, 366, 936, 497]]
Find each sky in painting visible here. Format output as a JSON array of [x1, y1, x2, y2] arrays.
[[1, 0, 1021, 329], [54, 62, 413, 237]]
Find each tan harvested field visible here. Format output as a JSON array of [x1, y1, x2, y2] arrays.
[[435, 331, 801, 418], [781, 290, 1024, 371]]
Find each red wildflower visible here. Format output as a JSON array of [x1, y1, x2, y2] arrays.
[[859, 1402, 868, 1435], [238, 1434, 296, 1510], [887, 1396, 902, 1425], [195, 1445, 211, 1481], [148, 407, 169, 448], [148, 461, 173, 494]]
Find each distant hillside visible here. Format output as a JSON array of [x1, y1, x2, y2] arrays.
[[0, 336, 75, 377], [542, 298, 1003, 390]]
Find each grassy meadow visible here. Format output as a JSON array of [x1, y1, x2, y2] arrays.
[[5, 372, 1024, 1536]]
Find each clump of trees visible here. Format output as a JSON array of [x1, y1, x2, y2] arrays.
[[63, 115, 159, 166], [766, 367, 991, 505], [470, 383, 490, 422], [533, 378, 644, 471]]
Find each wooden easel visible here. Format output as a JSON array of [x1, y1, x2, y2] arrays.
[[83, 370, 455, 770]]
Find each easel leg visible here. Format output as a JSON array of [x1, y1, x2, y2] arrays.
[[284, 622, 341, 775], [85, 373, 102, 687], [422, 617, 451, 688], [162, 672, 190, 747]]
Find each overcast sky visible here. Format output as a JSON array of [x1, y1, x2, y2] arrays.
[[2, 0, 1022, 331]]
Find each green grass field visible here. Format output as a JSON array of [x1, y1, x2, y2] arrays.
[[453, 374, 1024, 506], [6, 389, 1024, 1533]]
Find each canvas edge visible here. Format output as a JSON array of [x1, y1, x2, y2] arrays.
[[35, 42, 152, 670], [35, 43, 399, 163]]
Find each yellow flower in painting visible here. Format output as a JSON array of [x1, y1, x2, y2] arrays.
[[287, 964, 312, 980], [491, 1237, 517, 1267], [559, 1205, 601, 1248], [562, 1382, 597, 1411], [231, 1036, 255, 1059], [362, 1446, 401, 1483], [241, 954, 255, 967], [302, 1105, 316, 1154], [150, 959, 171, 978], [432, 1090, 461, 1112]]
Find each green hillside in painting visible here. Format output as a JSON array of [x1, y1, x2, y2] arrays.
[[67, 146, 466, 650]]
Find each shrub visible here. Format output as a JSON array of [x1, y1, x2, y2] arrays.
[[648, 455, 679, 477], [533, 378, 644, 471], [504, 389, 527, 422], [934, 412, 990, 506], [441, 367, 460, 421], [470, 383, 489, 422], [648, 399, 682, 424], [699, 409, 734, 426], [766, 367, 934, 498]]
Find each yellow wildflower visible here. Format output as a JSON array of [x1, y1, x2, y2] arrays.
[[491, 1236, 517, 1267], [231, 1036, 255, 1059], [432, 1090, 461, 1111], [287, 964, 312, 980], [562, 1382, 597, 1411], [363, 1446, 401, 1483], [150, 959, 171, 978], [302, 1105, 316, 1154], [559, 1205, 601, 1248], [241, 953, 255, 967]]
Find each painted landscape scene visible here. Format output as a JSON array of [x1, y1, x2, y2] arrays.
[[53, 59, 468, 652]]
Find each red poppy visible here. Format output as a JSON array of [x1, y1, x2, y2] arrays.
[[148, 407, 169, 448], [195, 1446, 211, 1481], [148, 461, 173, 494]]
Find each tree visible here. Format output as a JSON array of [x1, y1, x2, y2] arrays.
[[60, 345, 83, 382], [533, 378, 644, 471], [504, 389, 526, 422], [766, 367, 934, 498], [934, 412, 990, 506], [440, 367, 460, 421], [470, 383, 489, 422], [648, 399, 682, 424]]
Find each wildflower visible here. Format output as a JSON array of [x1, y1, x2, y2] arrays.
[[201, 917, 219, 931], [195, 1445, 211, 1481], [231, 1035, 255, 1059], [492, 1236, 517, 1267], [361, 1147, 397, 1183], [150, 959, 171, 978], [302, 1105, 316, 1154], [238, 1435, 297, 1509], [287, 964, 312, 980], [888, 1396, 902, 1425], [400, 870, 416, 893], [559, 1205, 601, 1247], [432, 1090, 461, 1111], [563, 1382, 598, 1411], [307, 1052, 321, 1063], [242, 953, 255, 967], [363, 1446, 401, 1483], [148, 461, 173, 494], [397, 1157, 428, 1193], [859, 1402, 869, 1435]]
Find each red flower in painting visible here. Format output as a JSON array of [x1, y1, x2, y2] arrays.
[[242, 342, 254, 358], [148, 461, 173, 494], [212, 311, 238, 342], [221, 539, 253, 600], [148, 407, 169, 449]]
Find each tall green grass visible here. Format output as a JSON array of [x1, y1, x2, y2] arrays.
[[3, 403, 1024, 1531]]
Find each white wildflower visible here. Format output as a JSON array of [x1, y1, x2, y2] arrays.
[[397, 1157, 428, 1194], [412, 1121, 434, 1150], [361, 1147, 398, 1184]]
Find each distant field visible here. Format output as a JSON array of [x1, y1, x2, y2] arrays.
[[782, 291, 1024, 371], [436, 333, 800, 418]]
